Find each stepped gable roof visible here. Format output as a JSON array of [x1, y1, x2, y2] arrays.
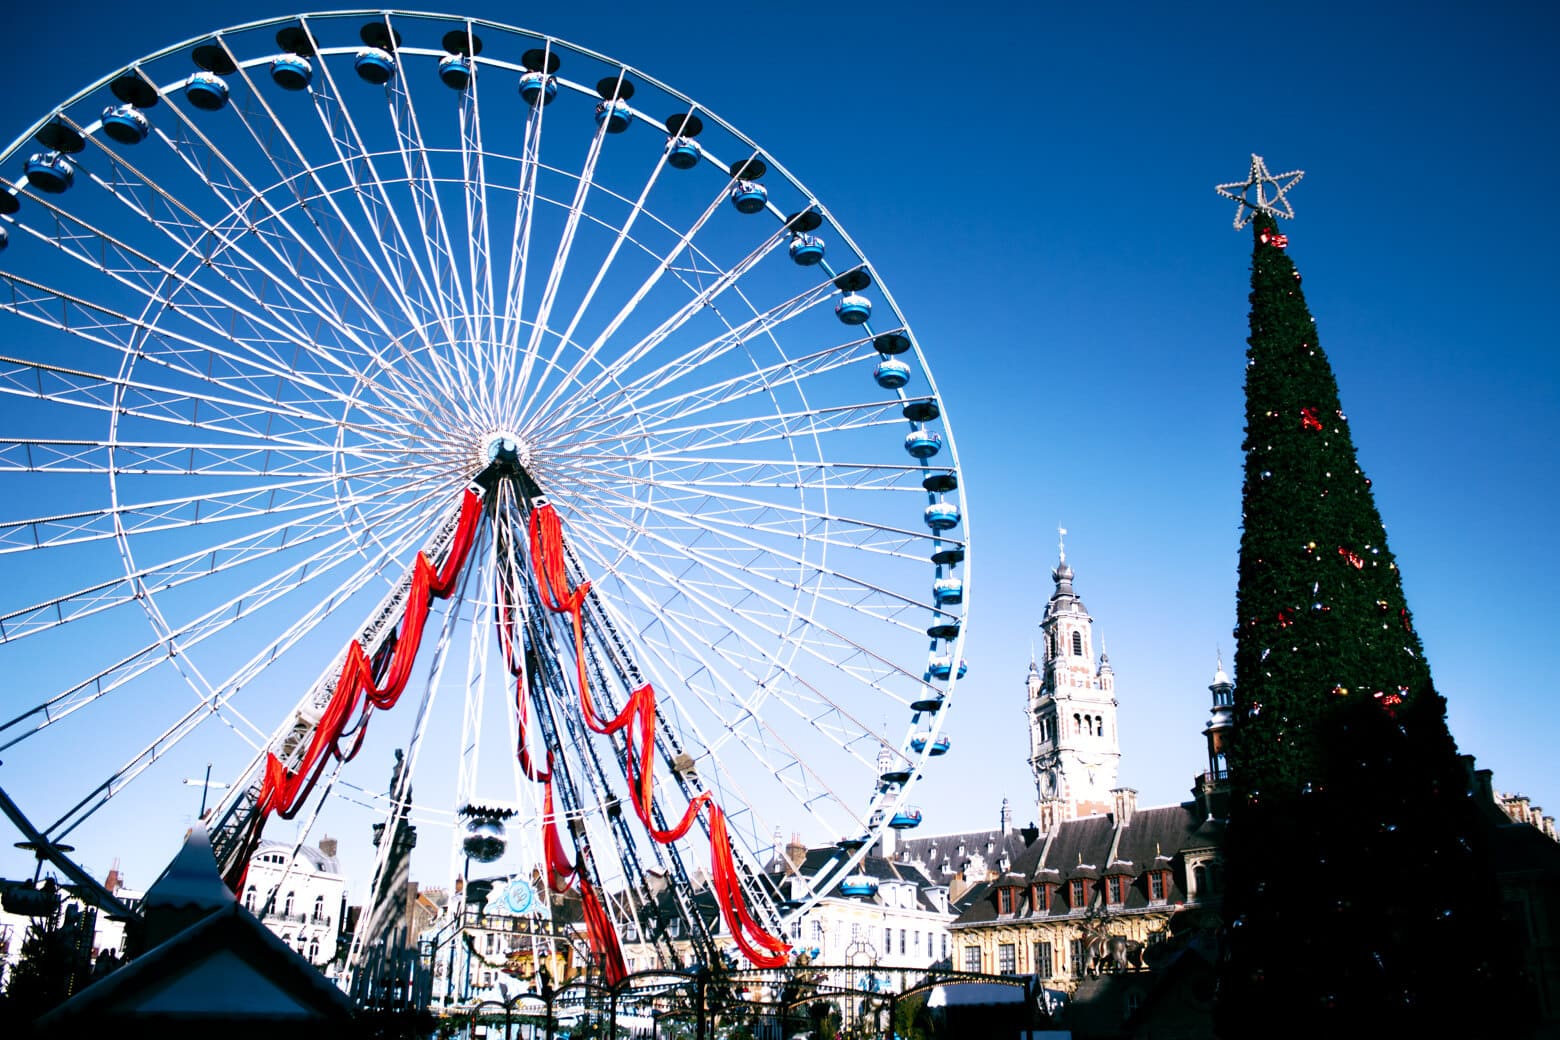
[[142, 825, 235, 917]]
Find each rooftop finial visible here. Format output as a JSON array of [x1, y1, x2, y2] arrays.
[[1058, 525, 1067, 564], [1215, 154, 1304, 229]]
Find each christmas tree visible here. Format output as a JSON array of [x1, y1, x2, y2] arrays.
[[1215, 158, 1508, 1036]]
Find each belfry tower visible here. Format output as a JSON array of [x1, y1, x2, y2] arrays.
[[1027, 533, 1120, 824]]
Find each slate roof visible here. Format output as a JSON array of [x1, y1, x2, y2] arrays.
[[769, 846, 947, 911], [951, 801, 1219, 927], [253, 839, 341, 875], [893, 825, 1041, 879]]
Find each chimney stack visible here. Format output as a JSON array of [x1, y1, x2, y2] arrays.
[[786, 833, 807, 869], [319, 835, 338, 859], [1111, 787, 1137, 827]]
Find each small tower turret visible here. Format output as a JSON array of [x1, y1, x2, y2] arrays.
[[1196, 657, 1235, 819]]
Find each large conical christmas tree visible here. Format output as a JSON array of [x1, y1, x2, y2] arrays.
[[1216, 165, 1508, 1036]]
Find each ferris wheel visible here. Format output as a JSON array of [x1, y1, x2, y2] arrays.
[[0, 11, 968, 976]]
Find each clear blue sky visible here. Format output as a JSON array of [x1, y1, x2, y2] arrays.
[[0, 2, 1555, 893]]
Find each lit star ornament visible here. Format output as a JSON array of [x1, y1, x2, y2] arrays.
[[1216, 154, 1305, 229]]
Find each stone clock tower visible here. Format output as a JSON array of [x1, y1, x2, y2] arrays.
[[1027, 535, 1120, 823]]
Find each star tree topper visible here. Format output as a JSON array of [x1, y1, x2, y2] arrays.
[[1215, 153, 1304, 229]]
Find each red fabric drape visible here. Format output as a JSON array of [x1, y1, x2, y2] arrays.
[[524, 504, 791, 968], [224, 490, 483, 889]]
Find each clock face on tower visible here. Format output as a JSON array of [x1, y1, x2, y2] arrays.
[[1078, 754, 1103, 793]]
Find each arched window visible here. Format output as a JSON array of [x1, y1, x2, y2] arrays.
[[244, 886, 256, 912], [1083, 714, 1093, 736], [1193, 864, 1208, 896], [1071, 631, 1083, 656], [308, 938, 320, 962], [1073, 713, 1082, 735], [314, 894, 326, 922], [283, 891, 295, 917], [1096, 716, 1104, 737]]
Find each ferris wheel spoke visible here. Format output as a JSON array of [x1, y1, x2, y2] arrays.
[[0, 437, 347, 476], [0, 269, 430, 439], [511, 108, 614, 408], [567, 481, 940, 654], [562, 455, 938, 494], [525, 218, 794, 433], [555, 510, 886, 829], [517, 143, 720, 429], [0, 351, 375, 447], [535, 271, 839, 442], [0, 491, 438, 747], [190, 41, 479, 411], [555, 465, 956, 576], [565, 498, 925, 729], [548, 331, 879, 453], [0, 472, 358, 555], [0, 479, 421, 646], [34, 113, 445, 428], [291, 32, 493, 415], [494, 84, 549, 394], [381, 43, 485, 401], [209, 494, 450, 719], [456, 71, 499, 404], [0, 208, 432, 432], [293, 33, 463, 341], [559, 398, 910, 460]]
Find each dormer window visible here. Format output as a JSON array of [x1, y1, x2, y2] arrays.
[[1069, 879, 1088, 908], [1031, 884, 1048, 912], [1105, 876, 1126, 905], [1149, 872, 1166, 902], [997, 887, 1015, 915]]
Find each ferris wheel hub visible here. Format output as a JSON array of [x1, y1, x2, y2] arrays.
[[481, 430, 532, 472]]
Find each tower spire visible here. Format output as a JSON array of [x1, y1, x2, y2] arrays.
[[1027, 539, 1118, 823]]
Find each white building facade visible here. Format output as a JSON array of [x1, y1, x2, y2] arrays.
[[241, 837, 347, 973]]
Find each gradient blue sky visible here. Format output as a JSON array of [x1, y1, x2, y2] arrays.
[[0, 1, 1555, 890]]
